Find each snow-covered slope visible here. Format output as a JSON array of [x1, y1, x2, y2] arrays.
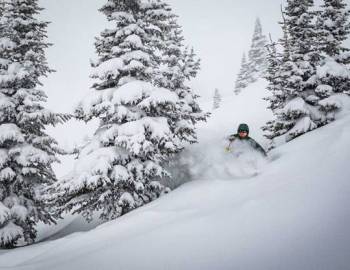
[[1, 81, 350, 270]]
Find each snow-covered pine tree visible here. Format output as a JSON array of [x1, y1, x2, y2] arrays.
[[264, 36, 282, 110], [140, 0, 208, 187], [317, 0, 350, 59], [263, 40, 280, 144], [263, 14, 294, 141], [182, 47, 201, 82], [140, 0, 206, 188], [264, 0, 325, 143], [315, 0, 350, 120], [0, 1, 3, 15], [234, 53, 250, 95], [141, 0, 206, 144], [247, 17, 268, 83], [52, 0, 207, 222], [212, 88, 222, 110], [0, 0, 62, 248], [234, 19, 267, 94]]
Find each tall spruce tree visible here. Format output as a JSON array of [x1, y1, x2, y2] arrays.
[[0, 1, 3, 16], [141, 0, 206, 144], [0, 0, 61, 248], [234, 53, 250, 95], [247, 17, 268, 83], [235, 18, 268, 95], [317, 0, 350, 59], [264, 37, 282, 110], [52, 0, 207, 222], [263, 16, 295, 140], [264, 0, 325, 143], [265, 0, 350, 144], [315, 0, 350, 120]]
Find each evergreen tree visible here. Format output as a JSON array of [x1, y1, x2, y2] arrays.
[[234, 53, 250, 95], [265, 0, 350, 144], [52, 0, 207, 222], [263, 16, 294, 140], [317, 0, 350, 59], [315, 0, 350, 120], [212, 88, 222, 110], [247, 17, 268, 82], [0, 1, 3, 15], [235, 18, 268, 95], [141, 0, 206, 144], [264, 0, 324, 143], [0, 0, 62, 248], [264, 37, 282, 110]]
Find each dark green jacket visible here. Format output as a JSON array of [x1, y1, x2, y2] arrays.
[[228, 134, 267, 156]]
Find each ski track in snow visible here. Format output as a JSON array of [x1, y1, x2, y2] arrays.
[[1, 80, 350, 270]]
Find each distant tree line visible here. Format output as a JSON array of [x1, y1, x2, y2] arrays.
[[234, 18, 268, 95]]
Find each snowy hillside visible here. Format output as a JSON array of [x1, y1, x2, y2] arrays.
[[1, 81, 349, 270]]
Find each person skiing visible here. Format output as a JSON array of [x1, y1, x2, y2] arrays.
[[225, 123, 267, 156]]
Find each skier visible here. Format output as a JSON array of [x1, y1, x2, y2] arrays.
[[225, 123, 267, 156]]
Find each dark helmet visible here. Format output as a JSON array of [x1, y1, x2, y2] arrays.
[[237, 123, 249, 134]]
